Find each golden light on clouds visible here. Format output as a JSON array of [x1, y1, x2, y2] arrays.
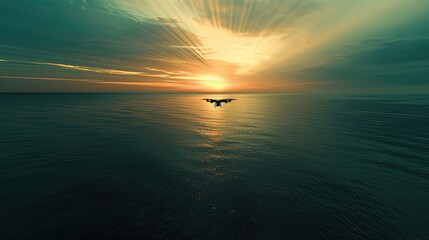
[[1, 0, 427, 93]]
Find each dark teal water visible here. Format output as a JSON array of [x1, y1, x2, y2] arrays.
[[1, 93, 428, 240]]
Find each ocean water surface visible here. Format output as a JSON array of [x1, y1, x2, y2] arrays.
[[0, 93, 428, 239]]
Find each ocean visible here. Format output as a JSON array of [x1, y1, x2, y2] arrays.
[[1, 93, 428, 239]]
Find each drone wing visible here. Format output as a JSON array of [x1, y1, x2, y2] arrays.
[[220, 99, 236, 103]]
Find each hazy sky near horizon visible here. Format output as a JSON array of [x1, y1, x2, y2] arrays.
[[1, 0, 428, 93]]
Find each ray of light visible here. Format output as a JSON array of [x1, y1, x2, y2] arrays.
[[4, 0, 425, 92]]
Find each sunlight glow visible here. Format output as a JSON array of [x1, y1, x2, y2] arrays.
[[3, 0, 425, 93], [199, 75, 227, 91]]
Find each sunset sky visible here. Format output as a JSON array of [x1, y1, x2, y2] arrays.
[[1, 0, 428, 93]]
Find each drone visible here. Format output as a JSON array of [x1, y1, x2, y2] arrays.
[[202, 99, 236, 108]]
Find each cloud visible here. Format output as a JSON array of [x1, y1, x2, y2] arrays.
[[152, 17, 181, 24], [276, 38, 429, 88], [0, 0, 209, 69], [340, 38, 429, 65], [1, 0, 428, 93]]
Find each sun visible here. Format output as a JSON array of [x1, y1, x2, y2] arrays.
[[199, 75, 227, 91]]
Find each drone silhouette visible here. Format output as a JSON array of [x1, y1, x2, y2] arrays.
[[202, 99, 236, 108]]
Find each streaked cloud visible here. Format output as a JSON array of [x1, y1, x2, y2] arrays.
[[283, 38, 429, 85], [0, 0, 209, 68], [32, 61, 147, 76], [1, 0, 428, 93], [0, 75, 95, 82]]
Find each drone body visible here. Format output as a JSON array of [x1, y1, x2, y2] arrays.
[[202, 99, 236, 108]]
